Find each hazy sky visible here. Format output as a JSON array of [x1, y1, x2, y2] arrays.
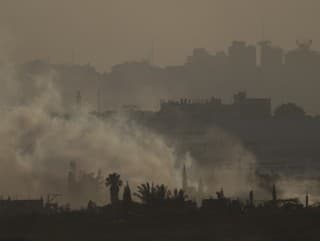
[[1, 0, 320, 71]]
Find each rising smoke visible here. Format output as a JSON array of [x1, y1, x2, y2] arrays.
[[0, 61, 184, 203], [183, 127, 257, 199], [0, 57, 259, 206], [0, 59, 317, 207]]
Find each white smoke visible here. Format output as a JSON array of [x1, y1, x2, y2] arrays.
[[0, 58, 316, 207], [185, 128, 320, 204], [271, 176, 320, 205], [183, 127, 257, 200], [0, 61, 182, 205]]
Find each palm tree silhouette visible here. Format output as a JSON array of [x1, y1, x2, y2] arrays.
[[105, 173, 123, 205], [171, 188, 188, 203], [134, 183, 170, 206], [134, 182, 154, 205]]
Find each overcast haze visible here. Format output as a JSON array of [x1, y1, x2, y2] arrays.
[[1, 0, 320, 71]]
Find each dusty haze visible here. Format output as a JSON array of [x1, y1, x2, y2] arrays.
[[1, 0, 320, 70], [0, 59, 259, 206], [0, 55, 318, 206], [0, 0, 319, 206]]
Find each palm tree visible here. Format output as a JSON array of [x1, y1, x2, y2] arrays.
[[171, 188, 187, 203], [105, 173, 123, 205], [134, 182, 154, 205], [154, 184, 170, 202], [134, 183, 170, 206]]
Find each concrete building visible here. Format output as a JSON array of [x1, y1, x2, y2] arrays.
[[285, 40, 320, 69], [259, 40, 283, 69], [160, 92, 271, 120], [228, 41, 256, 69]]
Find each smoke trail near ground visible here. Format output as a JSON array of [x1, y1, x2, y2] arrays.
[[183, 126, 320, 205], [266, 175, 320, 205], [0, 59, 260, 207], [182, 127, 257, 200], [0, 58, 318, 207], [0, 61, 184, 206]]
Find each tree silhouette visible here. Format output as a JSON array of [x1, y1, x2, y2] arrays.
[[154, 184, 170, 202], [171, 188, 188, 206], [274, 103, 305, 119], [249, 190, 254, 208], [134, 183, 170, 206], [123, 181, 132, 205], [105, 173, 123, 205], [216, 188, 225, 200], [134, 182, 154, 205]]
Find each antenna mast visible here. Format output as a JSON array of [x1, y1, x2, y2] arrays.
[[97, 88, 101, 113], [151, 39, 154, 65]]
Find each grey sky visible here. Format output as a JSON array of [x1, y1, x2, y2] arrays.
[[1, 0, 319, 71]]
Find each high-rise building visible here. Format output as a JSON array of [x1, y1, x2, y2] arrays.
[[187, 48, 212, 64], [258, 40, 283, 69], [228, 41, 256, 68], [285, 40, 320, 69]]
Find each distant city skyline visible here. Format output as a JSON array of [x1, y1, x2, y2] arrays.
[[1, 0, 320, 71]]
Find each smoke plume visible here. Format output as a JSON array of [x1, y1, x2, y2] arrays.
[[0, 61, 182, 205], [0, 59, 316, 207]]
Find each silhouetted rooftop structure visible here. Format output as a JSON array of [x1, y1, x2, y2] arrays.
[[259, 40, 283, 69], [160, 91, 271, 120], [285, 40, 320, 68], [228, 41, 256, 68]]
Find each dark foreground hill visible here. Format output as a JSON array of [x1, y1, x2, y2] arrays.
[[1, 208, 320, 241]]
